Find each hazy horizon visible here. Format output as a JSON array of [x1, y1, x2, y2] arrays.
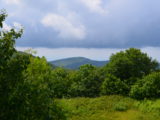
[[16, 47, 160, 62]]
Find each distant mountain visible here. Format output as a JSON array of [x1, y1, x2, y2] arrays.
[[50, 57, 108, 69]]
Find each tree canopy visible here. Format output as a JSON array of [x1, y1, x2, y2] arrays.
[[0, 11, 65, 120], [103, 48, 159, 95]]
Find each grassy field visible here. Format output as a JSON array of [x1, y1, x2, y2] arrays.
[[57, 95, 160, 120]]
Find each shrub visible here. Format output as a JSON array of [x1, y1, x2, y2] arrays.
[[130, 72, 160, 99], [113, 102, 128, 111], [50, 68, 71, 98], [69, 64, 102, 97], [21, 57, 66, 120], [101, 74, 128, 95]]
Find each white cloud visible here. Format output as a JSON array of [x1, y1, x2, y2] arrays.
[[4, 0, 21, 5], [41, 13, 86, 40], [79, 0, 106, 14]]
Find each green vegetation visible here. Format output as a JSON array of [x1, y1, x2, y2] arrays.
[[104, 48, 158, 95], [69, 64, 102, 97], [50, 68, 71, 98], [101, 74, 128, 95], [130, 72, 160, 99], [58, 95, 160, 120], [1, 11, 160, 119], [0, 11, 65, 120]]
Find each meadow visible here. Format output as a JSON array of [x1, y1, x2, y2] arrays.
[[58, 95, 160, 120]]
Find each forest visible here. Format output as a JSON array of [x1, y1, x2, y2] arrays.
[[1, 11, 160, 120]]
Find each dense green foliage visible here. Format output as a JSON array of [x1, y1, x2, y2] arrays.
[[103, 48, 159, 95], [106, 48, 158, 80], [69, 64, 102, 97], [0, 11, 65, 120], [50, 68, 71, 98], [22, 57, 66, 120], [58, 95, 160, 120], [130, 72, 160, 99], [101, 74, 128, 95]]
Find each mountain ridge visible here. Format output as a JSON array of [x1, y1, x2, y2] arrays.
[[50, 57, 108, 69]]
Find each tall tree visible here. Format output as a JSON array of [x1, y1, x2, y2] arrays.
[[0, 11, 65, 120], [103, 48, 159, 95], [0, 11, 24, 119], [70, 64, 102, 97]]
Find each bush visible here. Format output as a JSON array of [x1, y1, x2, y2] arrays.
[[101, 74, 128, 95], [130, 72, 160, 99], [113, 102, 128, 111], [22, 57, 66, 120], [69, 64, 102, 97], [50, 68, 71, 98]]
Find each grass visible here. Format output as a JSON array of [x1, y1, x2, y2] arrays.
[[57, 95, 160, 120]]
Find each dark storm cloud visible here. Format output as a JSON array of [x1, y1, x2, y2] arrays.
[[1, 0, 160, 48]]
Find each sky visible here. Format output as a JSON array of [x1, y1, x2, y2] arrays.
[[1, 0, 160, 61]]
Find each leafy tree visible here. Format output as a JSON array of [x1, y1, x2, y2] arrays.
[[0, 52, 31, 120], [50, 67, 71, 98], [0, 11, 24, 119], [130, 72, 160, 99], [0, 11, 65, 120], [101, 74, 128, 95], [22, 57, 66, 120], [70, 64, 102, 97], [104, 48, 159, 94]]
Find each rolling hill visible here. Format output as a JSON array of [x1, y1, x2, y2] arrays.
[[50, 57, 108, 69]]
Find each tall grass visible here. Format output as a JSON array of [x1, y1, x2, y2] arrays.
[[57, 95, 160, 120]]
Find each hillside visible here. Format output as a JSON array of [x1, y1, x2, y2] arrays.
[[58, 95, 160, 120], [50, 57, 108, 69]]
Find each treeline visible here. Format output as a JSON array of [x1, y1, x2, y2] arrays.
[[49, 48, 159, 100], [1, 11, 160, 120]]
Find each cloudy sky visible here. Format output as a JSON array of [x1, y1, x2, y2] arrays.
[[1, 0, 160, 61]]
